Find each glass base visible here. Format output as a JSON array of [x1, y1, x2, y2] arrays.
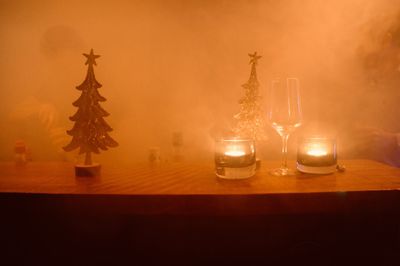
[[216, 164, 256, 179], [297, 163, 337, 174], [270, 167, 297, 176]]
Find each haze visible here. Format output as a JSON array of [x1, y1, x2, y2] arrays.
[[1, 0, 400, 165]]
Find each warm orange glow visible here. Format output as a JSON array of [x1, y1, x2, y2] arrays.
[[224, 150, 246, 157], [224, 140, 247, 157], [305, 142, 329, 157], [306, 148, 328, 157], [1, 1, 399, 164]]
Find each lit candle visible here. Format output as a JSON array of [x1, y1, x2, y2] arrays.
[[297, 137, 337, 174], [215, 138, 256, 179], [225, 150, 246, 157], [224, 143, 246, 157], [306, 144, 328, 157]]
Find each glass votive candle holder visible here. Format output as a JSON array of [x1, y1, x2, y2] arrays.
[[297, 136, 337, 174], [215, 138, 256, 179]]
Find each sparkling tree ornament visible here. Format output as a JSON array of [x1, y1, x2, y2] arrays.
[[64, 49, 118, 176], [233, 52, 267, 141]]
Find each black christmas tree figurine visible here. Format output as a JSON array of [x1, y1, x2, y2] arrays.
[[233, 52, 267, 141], [64, 49, 118, 176]]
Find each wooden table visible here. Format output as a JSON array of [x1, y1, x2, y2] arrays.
[[1, 160, 400, 215], [1, 160, 400, 265]]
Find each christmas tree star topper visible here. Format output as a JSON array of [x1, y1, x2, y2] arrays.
[[249, 51, 262, 65], [83, 49, 100, 66]]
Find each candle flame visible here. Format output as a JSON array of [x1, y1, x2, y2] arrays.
[[306, 149, 328, 157], [225, 150, 246, 157]]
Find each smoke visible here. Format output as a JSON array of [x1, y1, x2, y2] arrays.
[[1, 0, 400, 164]]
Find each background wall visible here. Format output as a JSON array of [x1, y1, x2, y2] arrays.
[[1, 0, 400, 164]]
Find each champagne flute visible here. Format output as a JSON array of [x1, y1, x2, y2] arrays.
[[268, 78, 302, 176]]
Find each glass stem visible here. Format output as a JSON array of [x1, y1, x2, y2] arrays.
[[281, 134, 289, 169]]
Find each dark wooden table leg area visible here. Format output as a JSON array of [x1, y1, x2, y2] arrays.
[[1, 194, 400, 265]]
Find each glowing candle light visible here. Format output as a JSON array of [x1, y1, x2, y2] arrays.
[[297, 137, 337, 174], [225, 150, 246, 157], [224, 144, 246, 157], [215, 138, 256, 179], [306, 144, 328, 157]]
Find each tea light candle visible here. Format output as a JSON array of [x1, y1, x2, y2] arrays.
[[215, 138, 256, 179], [225, 150, 246, 157], [306, 143, 328, 157], [297, 137, 337, 174], [224, 143, 246, 157]]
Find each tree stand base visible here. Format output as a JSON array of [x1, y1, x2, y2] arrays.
[[75, 163, 101, 177]]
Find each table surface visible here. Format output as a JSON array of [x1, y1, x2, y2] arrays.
[[0, 159, 399, 195], [1, 160, 400, 215], [2, 160, 400, 263]]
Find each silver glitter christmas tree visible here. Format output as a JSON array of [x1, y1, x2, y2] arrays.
[[233, 52, 267, 141]]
